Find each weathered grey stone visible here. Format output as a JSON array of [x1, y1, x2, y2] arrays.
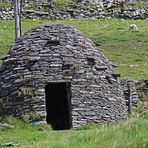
[[120, 78, 139, 112], [0, 24, 127, 127], [0, 1, 148, 20], [0, 123, 14, 129]]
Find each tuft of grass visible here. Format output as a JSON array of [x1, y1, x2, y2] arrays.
[[0, 2, 12, 10], [0, 116, 23, 126], [131, 1, 148, 10], [53, 0, 75, 8]]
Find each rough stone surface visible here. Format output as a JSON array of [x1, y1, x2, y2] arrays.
[[136, 78, 148, 103], [120, 78, 139, 108], [0, 2, 148, 20], [0, 123, 14, 130], [0, 24, 127, 126]]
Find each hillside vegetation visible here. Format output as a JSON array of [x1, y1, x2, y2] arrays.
[[0, 19, 148, 79], [0, 115, 148, 148]]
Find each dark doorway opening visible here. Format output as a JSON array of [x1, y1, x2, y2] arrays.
[[45, 82, 72, 130]]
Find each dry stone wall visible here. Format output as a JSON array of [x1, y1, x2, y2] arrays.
[[0, 24, 127, 126], [0, 2, 148, 20], [120, 78, 139, 113], [136, 79, 148, 104]]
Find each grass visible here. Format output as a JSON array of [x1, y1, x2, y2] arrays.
[[0, 115, 148, 148], [0, 19, 148, 79], [0, 3, 12, 10], [131, 1, 148, 10]]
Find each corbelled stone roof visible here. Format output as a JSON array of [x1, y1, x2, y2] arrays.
[[0, 24, 127, 127]]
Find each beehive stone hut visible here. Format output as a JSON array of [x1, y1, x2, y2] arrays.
[[0, 24, 127, 130]]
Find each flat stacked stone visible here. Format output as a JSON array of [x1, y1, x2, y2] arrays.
[[0, 24, 127, 126], [120, 78, 139, 110]]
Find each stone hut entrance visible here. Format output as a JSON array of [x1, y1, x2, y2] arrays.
[[45, 82, 72, 130]]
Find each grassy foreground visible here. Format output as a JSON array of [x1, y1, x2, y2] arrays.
[[0, 19, 148, 79], [0, 115, 148, 148]]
